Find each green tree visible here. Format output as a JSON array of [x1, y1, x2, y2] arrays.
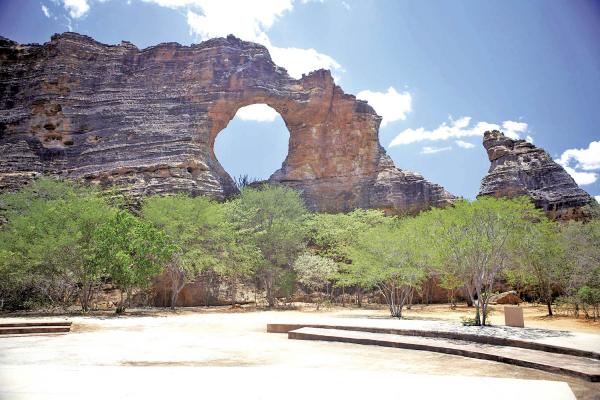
[[143, 194, 255, 309], [293, 253, 338, 310], [227, 185, 308, 307], [424, 197, 536, 326], [94, 211, 174, 313], [559, 219, 600, 317], [0, 178, 115, 311], [347, 218, 428, 318], [514, 218, 564, 316], [307, 209, 388, 306]]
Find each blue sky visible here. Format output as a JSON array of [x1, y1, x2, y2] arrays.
[[1, 0, 599, 200]]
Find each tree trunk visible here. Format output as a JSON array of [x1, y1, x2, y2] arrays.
[[316, 291, 321, 311], [80, 281, 89, 313], [170, 288, 179, 311], [264, 273, 275, 308], [546, 299, 553, 316], [465, 283, 475, 308], [170, 271, 185, 311], [473, 287, 482, 326], [116, 290, 126, 314], [229, 279, 238, 307]]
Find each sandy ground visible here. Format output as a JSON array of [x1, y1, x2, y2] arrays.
[[1, 305, 599, 399], [394, 303, 600, 333]]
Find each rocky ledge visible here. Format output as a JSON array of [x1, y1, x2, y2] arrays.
[[0, 32, 454, 213], [479, 130, 594, 220]]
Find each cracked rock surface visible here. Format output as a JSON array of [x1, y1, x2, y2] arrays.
[[0, 32, 454, 213], [479, 130, 594, 220]]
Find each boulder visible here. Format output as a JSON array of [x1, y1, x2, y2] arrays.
[[489, 291, 521, 305]]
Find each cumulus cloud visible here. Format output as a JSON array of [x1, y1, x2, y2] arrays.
[[62, 0, 90, 18], [269, 46, 342, 80], [562, 167, 597, 186], [502, 120, 528, 139], [595, 195, 600, 203], [356, 87, 412, 127], [421, 146, 452, 155], [558, 141, 600, 186], [144, 0, 343, 79], [183, 1, 292, 44], [558, 141, 600, 171], [455, 140, 475, 149], [235, 104, 279, 122], [389, 116, 528, 147], [41, 4, 51, 18]]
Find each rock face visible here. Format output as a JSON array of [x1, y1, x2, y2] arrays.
[[0, 32, 453, 213], [479, 130, 594, 219]]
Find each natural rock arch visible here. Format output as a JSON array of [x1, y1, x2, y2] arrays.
[[212, 104, 290, 187], [0, 33, 454, 213]]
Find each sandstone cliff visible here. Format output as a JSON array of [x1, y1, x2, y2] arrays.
[[0, 32, 453, 213], [479, 130, 594, 219]]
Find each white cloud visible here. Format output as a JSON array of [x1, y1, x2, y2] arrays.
[[341, 1, 351, 10], [562, 166, 597, 186], [356, 87, 412, 127], [269, 46, 342, 80], [62, 0, 90, 18], [389, 116, 528, 147], [235, 104, 279, 122], [184, 0, 292, 45], [558, 141, 600, 186], [455, 140, 475, 149], [558, 141, 600, 171], [526, 135, 534, 143], [502, 120, 528, 139], [41, 4, 51, 18], [595, 195, 600, 203], [421, 146, 452, 155], [144, 0, 343, 80]]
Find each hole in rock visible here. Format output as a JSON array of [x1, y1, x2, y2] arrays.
[[214, 104, 290, 186]]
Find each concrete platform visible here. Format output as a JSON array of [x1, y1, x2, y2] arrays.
[[267, 318, 600, 358], [0, 365, 577, 400], [1, 312, 594, 399], [288, 327, 600, 382]]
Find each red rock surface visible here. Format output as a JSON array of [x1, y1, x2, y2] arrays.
[[0, 33, 454, 213]]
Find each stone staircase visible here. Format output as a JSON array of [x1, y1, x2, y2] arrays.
[[0, 321, 71, 336], [268, 323, 600, 382]]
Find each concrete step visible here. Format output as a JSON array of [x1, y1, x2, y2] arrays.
[[288, 327, 600, 382], [0, 321, 71, 328], [0, 321, 71, 335], [268, 323, 600, 360]]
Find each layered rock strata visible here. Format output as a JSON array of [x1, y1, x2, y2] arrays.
[[479, 130, 594, 219], [0, 32, 453, 213]]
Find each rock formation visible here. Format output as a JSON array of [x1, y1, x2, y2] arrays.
[[0, 32, 453, 213], [479, 130, 594, 219]]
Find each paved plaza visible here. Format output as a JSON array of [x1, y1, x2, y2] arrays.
[[1, 310, 598, 399]]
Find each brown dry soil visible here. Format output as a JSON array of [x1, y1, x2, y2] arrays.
[[394, 303, 600, 333]]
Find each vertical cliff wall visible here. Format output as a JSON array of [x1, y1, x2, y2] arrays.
[[0, 33, 454, 213]]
